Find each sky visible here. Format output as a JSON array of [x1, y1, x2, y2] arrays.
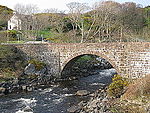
[[0, 0, 150, 11]]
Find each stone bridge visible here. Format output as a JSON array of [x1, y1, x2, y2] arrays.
[[7, 42, 150, 78]]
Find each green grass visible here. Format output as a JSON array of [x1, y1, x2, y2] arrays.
[[0, 45, 13, 58], [23, 30, 55, 39], [3, 41, 26, 44], [76, 55, 93, 62], [38, 30, 55, 38]]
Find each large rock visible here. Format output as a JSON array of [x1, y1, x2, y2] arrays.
[[76, 90, 89, 96], [24, 63, 47, 76], [0, 87, 6, 93], [35, 67, 47, 76], [24, 64, 36, 75], [22, 106, 33, 112], [0, 87, 6, 95], [67, 105, 80, 113], [89, 99, 99, 108]]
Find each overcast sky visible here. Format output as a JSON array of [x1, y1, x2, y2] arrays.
[[0, 0, 149, 11]]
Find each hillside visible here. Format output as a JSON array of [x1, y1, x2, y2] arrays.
[[0, 5, 13, 29]]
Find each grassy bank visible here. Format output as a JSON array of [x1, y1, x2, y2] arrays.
[[0, 45, 27, 82], [108, 75, 150, 113]]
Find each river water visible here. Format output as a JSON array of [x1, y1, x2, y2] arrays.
[[0, 69, 116, 113]]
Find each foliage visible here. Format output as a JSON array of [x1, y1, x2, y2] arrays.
[[144, 6, 150, 27], [0, 5, 13, 28], [7, 30, 21, 41], [0, 30, 22, 43], [76, 55, 93, 63], [0, 45, 15, 58], [5, 41, 26, 44], [1, 2, 150, 42], [0, 45, 27, 72], [0, 31, 7, 43], [38, 30, 54, 39], [0, 5, 13, 13], [28, 59, 46, 70], [45, 32, 79, 43], [107, 74, 128, 98], [109, 75, 150, 113], [0, 45, 27, 82]]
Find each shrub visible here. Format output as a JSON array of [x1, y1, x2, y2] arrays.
[[107, 75, 128, 98], [7, 30, 18, 41], [0, 31, 8, 43], [28, 59, 46, 70]]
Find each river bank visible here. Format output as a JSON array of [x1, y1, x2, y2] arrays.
[[72, 75, 150, 113], [0, 68, 116, 96]]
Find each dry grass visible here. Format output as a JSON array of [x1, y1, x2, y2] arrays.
[[109, 75, 150, 113], [122, 74, 150, 100]]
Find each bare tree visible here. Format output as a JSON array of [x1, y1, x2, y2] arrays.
[[67, 2, 90, 43], [43, 8, 59, 13], [14, 4, 40, 40], [14, 4, 39, 15], [90, 1, 122, 42]]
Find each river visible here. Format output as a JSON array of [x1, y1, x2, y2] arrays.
[[0, 68, 116, 113]]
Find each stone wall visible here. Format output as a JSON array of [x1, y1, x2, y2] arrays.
[[7, 42, 150, 79]]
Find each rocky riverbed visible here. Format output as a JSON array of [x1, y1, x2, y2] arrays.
[[67, 88, 112, 113], [0, 68, 117, 113], [0, 56, 115, 96]]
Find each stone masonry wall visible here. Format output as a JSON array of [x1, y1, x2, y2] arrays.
[[7, 42, 150, 79]]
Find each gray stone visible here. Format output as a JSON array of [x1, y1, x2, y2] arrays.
[[76, 90, 89, 96], [12, 78, 19, 85], [23, 106, 33, 112], [67, 105, 80, 113], [102, 98, 108, 102], [0, 87, 6, 93], [22, 85, 27, 90], [89, 100, 99, 108], [12, 43, 150, 78], [24, 64, 36, 75], [35, 67, 47, 76], [24, 63, 47, 76], [89, 93, 95, 97], [26, 86, 33, 92]]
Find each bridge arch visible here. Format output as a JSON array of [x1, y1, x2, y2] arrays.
[[61, 51, 120, 77]]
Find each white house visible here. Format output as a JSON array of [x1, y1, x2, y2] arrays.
[[8, 12, 21, 30]]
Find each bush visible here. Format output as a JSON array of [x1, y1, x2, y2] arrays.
[[0, 31, 8, 43], [107, 75, 128, 98], [28, 59, 46, 70], [7, 30, 18, 41]]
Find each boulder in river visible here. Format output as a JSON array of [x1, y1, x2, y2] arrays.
[[76, 90, 89, 96], [24, 64, 36, 75], [0, 87, 6, 95], [24, 63, 47, 76], [67, 105, 81, 113], [22, 106, 33, 112]]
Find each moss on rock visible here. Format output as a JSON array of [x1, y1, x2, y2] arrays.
[[28, 59, 46, 70]]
